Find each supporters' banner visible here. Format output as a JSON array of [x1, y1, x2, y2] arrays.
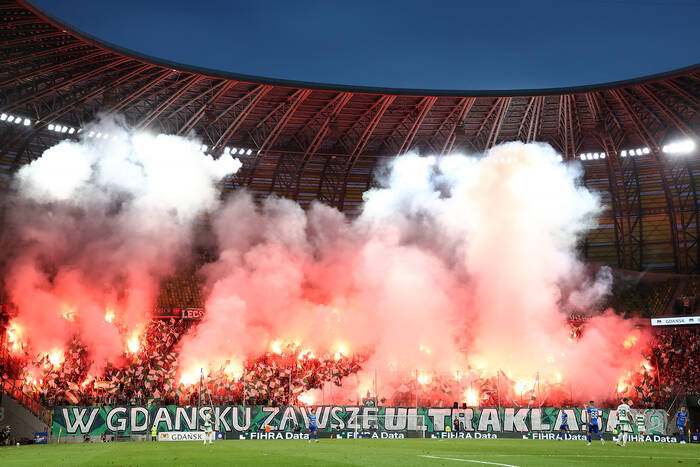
[[51, 406, 667, 438], [181, 308, 204, 320], [151, 307, 204, 319], [651, 316, 699, 326]]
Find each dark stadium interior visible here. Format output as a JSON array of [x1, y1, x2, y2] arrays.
[[0, 0, 699, 450]]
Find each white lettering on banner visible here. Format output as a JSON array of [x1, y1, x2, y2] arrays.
[[362, 407, 379, 429], [181, 308, 204, 320], [62, 408, 99, 434], [530, 408, 550, 431], [651, 316, 699, 326], [330, 406, 345, 429], [502, 408, 528, 432], [153, 407, 173, 431], [231, 406, 251, 431], [214, 406, 232, 432], [175, 407, 196, 431], [106, 407, 127, 432], [428, 408, 451, 431], [130, 407, 149, 432], [279, 406, 298, 431], [261, 407, 279, 430], [384, 408, 407, 430], [346, 407, 361, 429], [315, 407, 330, 429], [477, 409, 501, 432]]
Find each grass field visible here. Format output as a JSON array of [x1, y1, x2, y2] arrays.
[[0, 439, 697, 466]]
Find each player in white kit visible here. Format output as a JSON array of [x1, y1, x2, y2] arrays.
[[616, 398, 633, 446], [203, 411, 214, 445]]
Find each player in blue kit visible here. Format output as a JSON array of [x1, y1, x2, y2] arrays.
[[676, 407, 688, 444], [556, 412, 571, 440], [308, 407, 318, 443], [584, 401, 605, 446]]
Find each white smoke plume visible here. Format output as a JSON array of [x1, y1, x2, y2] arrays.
[[179, 141, 648, 402], [2, 116, 239, 372]]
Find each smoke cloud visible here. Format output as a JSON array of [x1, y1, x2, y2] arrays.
[[2, 117, 649, 403], [180, 141, 648, 402], [2, 116, 239, 372]]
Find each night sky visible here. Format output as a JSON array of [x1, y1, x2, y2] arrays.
[[32, 0, 700, 91]]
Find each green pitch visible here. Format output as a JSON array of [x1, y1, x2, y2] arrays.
[[1, 439, 697, 466]]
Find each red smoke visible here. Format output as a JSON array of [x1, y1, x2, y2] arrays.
[[1, 119, 652, 405]]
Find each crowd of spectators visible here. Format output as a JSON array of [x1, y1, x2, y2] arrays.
[[651, 327, 700, 395]]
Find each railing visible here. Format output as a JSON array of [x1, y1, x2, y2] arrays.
[[1, 377, 52, 426]]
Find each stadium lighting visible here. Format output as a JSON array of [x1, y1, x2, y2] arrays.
[[238, 148, 245, 155], [13, 116, 21, 124], [23, 118, 30, 126], [223, 147, 231, 154], [621, 150, 627, 157], [68, 128, 75, 134], [96, 132, 102, 138], [642, 147, 650, 154], [600, 152, 606, 159], [61, 126, 68, 133], [580, 154, 587, 160], [48, 123, 54, 130], [663, 139, 696, 155], [593, 153, 599, 160], [0, 113, 6, 121], [88, 131, 95, 137], [246, 149, 253, 155], [557, 155, 563, 162], [201, 144, 208, 152]]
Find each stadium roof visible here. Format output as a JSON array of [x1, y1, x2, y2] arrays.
[[0, 0, 699, 272]]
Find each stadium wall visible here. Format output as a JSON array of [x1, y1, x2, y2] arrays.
[[0, 392, 49, 441], [52, 405, 670, 439]]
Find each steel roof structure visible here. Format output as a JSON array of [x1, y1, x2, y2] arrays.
[[0, 0, 699, 272]]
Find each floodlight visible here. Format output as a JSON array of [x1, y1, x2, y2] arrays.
[[23, 118, 30, 126], [663, 139, 696, 155], [246, 149, 252, 155]]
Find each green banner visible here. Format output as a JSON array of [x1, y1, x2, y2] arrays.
[[52, 405, 667, 437]]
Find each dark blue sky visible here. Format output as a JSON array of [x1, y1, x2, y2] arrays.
[[33, 0, 700, 91]]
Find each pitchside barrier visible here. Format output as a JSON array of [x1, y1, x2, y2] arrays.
[[49, 405, 677, 442]]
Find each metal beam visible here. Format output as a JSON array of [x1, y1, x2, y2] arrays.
[[397, 96, 437, 155], [136, 75, 204, 128], [177, 80, 235, 136]]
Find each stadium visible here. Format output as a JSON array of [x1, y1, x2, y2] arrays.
[[0, 0, 699, 465]]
